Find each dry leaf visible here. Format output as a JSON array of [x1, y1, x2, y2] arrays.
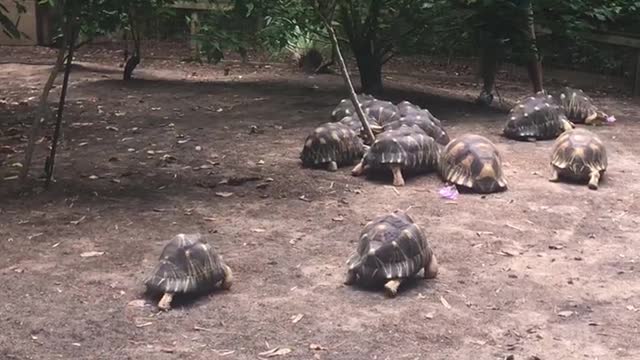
[[291, 314, 304, 324], [251, 228, 266, 233], [309, 344, 326, 351], [548, 244, 565, 250], [80, 251, 105, 258], [88, 175, 99, 180], [106, 126, 119, 131], [215, 192, 234, 198], [498, 249, 518, 257], [332, 216, 344, 222], [440, 296, 452, 309], [259, 347, 292, 357], [70, 216, 86, 225], [424, 312, 435, 319], [557, 310, 574, 318]]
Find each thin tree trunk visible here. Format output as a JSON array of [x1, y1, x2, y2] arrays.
[[45, 27, 77, 188], [322, 19, 376, 145], [124, 12, 141, 80], [354, 49, 383, 95], [20, 45, 65, 181]]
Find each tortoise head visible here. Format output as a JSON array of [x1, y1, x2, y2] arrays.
[[585, 110, 609, 126]]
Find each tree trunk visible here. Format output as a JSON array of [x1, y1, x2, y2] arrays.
[[354, 49, 383, 95], [123, 54, 140, 80]]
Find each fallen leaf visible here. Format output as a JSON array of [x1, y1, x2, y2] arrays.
[[498, 249, 518, 257], [259, 347, 292, 357], [114, 111, 126, 117], [203, 217, 216, 221], [70, 216, 86, 225], [106, 125, 119, 131], [309, 344, 326, 351], [291, 314, 304, 324], [548, 244, 565, 250], [424, 312, 435, 319], [135, 322, 153, 328], [88, 175, 99, 180], [80, 251, 105, 258], [195, 146, 202, 151], [332, 216, 344, 222], [440, 296, 452, 309], [251, 228, 266, 233], [299, 195, 311, 202], [557, 310, 574, 318], [127, 299, 148, 308], [78, 142, 88, 147], [4, 175, 18, 181], [215, 192, 234, 198]]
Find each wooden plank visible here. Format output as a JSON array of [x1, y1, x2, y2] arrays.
[[583, 32, 640, 49], [170, 0, 230, 10]]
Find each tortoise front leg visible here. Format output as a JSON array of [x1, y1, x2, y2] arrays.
[[384, 279, 403, 298], [327, 161, 338, 172], [220, 264, 233, 290], [588, 171, 601, 190], [390, 164, 405, 187], [548, 168, 559, 182], [344, 269, 357, 285], [158, 292, 174, 311], [351, 160, 365, 176], [424, 253, 439, 279]]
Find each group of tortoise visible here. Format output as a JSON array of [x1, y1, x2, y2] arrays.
[[141, 87, 613, 310]]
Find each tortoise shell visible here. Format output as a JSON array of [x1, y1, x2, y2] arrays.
[[362, 99, 401, 126], [550, 128, 607, 189], [503, 93, 573, 140], [359, 126, 440, 173], [558, 87, 608, 125], [439, 134, 507, 193], [144, 233, 229, 295], [300, 122, 365, 170], [346, 210, 436, 285], [397, 101, 443, 128], [338, 115, 382, 135], [383, 113, 450, 145], [330, 94, 376, 121]]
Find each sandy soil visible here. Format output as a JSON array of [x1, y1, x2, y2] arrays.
[[1, 42, 639, 360]]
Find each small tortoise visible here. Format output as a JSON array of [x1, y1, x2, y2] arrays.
[[549, 128, 607, 190], [558, 87, 609, 125], [345, 210, 438, 298], [362, 99, 401, 126], [503, 93, 573, 140], [144, 233, 233, 311], [301, 122, 365, 171], [330, 94, 376, 121], [351, 126, 440, 186], [439, 134, 507, 193], [384, 114, 450, 145]]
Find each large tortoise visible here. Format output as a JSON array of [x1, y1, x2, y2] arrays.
[[549, 128, 607, 190], [330, 94, 376, 121], [383, 114, 450, 145], [301, 122, 365, 171], [558, 87, 610, 125], [144, 233, 233, 311], [345, 210, 438, 298], [503, 93, 573, 140], [439, 134, 507, 193], [338, 115, 384, 136], [362, 99, 401, 126], [351, 126, 440, 186]]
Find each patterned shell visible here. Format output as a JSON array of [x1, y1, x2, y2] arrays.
[[550, 128, 607, 179], [338, 115, 380, 133], [440, 134, 507, 193], [397, 101, 443, 128], [347, 211, 433, 284], [558, 87, 601, 124], [330, 94, 376, 121], [383, 113, 450, 145], [362, 100, 401, 126], [145, 234, 227, 294], [503, 93, 571, 140], [300, 122, 365, 167], [362, 126, 440, 172]]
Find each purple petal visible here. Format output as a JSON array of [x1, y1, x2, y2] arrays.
[[606, 115, 616, 123], [439, 185, 459, 200]]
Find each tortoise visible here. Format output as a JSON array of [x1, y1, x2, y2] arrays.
[[144, 233, 233, 311], [397, 100, 444, 128], [351, 126, 440, 186], [558, 87, 610, 125], [344, 210, 438, 298], [330, 94, 376, 121], [383, 113, 450, 145], [439, 134, 507, 193], [503, 93, 573, 141], [362, 99, 401, 126], [549, 128, 607, 190], [301, 122, 365, 171], [338, 115, 384, 136]]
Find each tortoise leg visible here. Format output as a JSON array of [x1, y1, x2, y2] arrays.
[[549, 168, 559, 182], [390, 165, 405, 187], [588, 171, 601, 190], [158, 292, 174, 311], [344, 269, 357, 285], [351, 160, 365, 176], [424, 253, 439, 279], [220, 264, 233, 290], [384, 279, 403, 298], [327, 161, 338, 172]]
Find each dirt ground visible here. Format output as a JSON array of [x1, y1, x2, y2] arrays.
[[1, 42, 639, 360]]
